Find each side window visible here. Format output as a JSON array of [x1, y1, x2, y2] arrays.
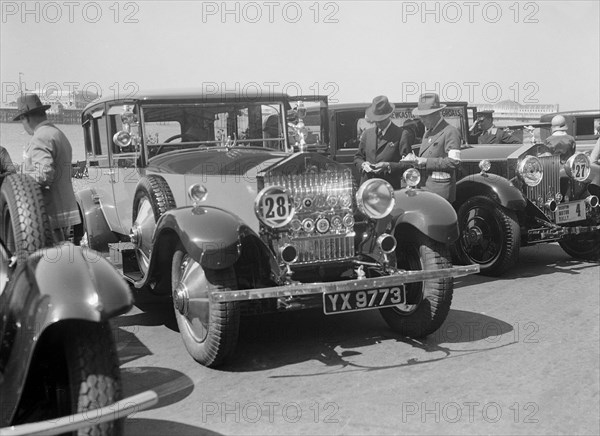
[[92, 117, 108, 156], [337, 111, 369, 149], [83, 120, 93, 156], [575, 116, 600, 137]]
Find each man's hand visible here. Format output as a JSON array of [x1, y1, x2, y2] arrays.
[[402, 152, 417, 161], [361, 162, 374, 173], [370, 162, 390, 174], [415, 157, 427, 168]]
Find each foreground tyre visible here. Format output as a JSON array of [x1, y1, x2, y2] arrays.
[[0, 173, 53, 264], [131, 175, 176, 278], [456, 195, 520, 276], [559, 235, 600, 261], [14, 321, 122, 435], [380, 234, 453, 338], [171, 246, 240, 367]]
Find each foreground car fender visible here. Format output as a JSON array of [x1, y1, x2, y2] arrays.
[[455, 173, 527, 211], [75, 188, 119, 251], [390, 188, 460, 244], [0, 244, 133, 425]]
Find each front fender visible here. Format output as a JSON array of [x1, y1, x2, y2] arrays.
[[0, 244, 132, 425], [75, 188, 119, 251], [154, 206, 245, 270], [391, 188, 459, 244], [456, 173, 527, 211]]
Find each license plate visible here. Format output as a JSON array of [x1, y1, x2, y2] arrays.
[[555, 200, 586, 224], [323, 286, 405, 314]]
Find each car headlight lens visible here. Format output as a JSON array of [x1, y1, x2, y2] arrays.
[[479, 159, 492, 172], [403, 168, 420, 188], [517, 155, 543, 187], [565, 153, 591, 182], [188, 184, 208, 204], [113, 130, 132, 148], [356, 178, 395, 219], [254, 186, 295, 228]]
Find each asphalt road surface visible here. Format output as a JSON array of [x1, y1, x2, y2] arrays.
[[113, 243, 599, 435]]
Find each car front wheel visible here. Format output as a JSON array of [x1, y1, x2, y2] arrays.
[[379, 234, 453, 338], [456, 195, 520, 276], [171, 246, 240, 367]]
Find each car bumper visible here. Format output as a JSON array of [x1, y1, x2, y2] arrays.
[[210, 264, 479, 302]]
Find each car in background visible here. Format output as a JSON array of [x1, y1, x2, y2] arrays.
[[71, 89, 478, 367]]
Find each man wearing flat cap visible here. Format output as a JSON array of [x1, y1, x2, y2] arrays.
[[14, 93, 81, 241], [474, 110, 520, 144], [411, 93, 462, 202], [353, 95, 412, 189]]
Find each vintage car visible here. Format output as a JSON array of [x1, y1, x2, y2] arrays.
[[311, 101, 600, 275], [0, 174, 153, 435], [539, 110, 600, 149], [71, 90, 478, 367]]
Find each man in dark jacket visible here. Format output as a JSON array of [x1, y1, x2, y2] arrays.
[[475, 110, 520, 144], [353, 95, 411, 189]]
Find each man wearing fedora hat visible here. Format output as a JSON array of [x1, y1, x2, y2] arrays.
[[474, 110, 520, 144], [14, 93, 81, 241], [353, 95, 413, 189], [411, 93, 462, 203]]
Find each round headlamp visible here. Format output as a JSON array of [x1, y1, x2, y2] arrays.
[[565, 153, 591, 182], [517, 155, 543, 187], [403, 168, 421, 188], [254, 186, 295, 229], [356, 178, 396, 219], [113, 130, 132, 148], [188, 184, 208, 204], [479, 159, 492, 172]]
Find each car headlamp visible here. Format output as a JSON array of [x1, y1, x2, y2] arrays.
[[355, 178, 395, 219], [254, 186, 295, 229], [403, 168, 421, 188], [479, 159, 492, 173], [113, 130, 132, 148], [188, 184, 208, 205], [565, 153, 591, 182], [517, 155, 543, 187]]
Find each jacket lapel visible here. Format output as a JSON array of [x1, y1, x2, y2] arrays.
[[419, 121, 446, 156]]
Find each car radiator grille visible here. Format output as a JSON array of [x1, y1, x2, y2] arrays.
[[525, 154, 561, 216], [263, 169, 355, 265]]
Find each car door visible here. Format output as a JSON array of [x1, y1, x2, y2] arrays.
[[106, 104, 141, 235], [85, 105, 123, 233]]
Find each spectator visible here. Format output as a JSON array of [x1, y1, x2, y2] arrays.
[[14, 93, 81, 242], [411, 93, 462, 202], [545, 115, 576, 163], [475, 110, 520, 144]]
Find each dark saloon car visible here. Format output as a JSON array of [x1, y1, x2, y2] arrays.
[[70, 89, 477, 367]]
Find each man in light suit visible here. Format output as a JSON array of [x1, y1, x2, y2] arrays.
[[412, 93, 462, 202], [353, 95, 411, 189], [14, 93, 81, 242]]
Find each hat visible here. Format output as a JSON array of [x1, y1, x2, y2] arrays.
[[412, 93, 446, 116], [551, 115, 568, 132], [365, 95, 395, 122], [477, 110, 495, 119], [12, 93, 51, 121]]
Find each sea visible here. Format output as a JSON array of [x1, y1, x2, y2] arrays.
[[0, 122, 86, 165]]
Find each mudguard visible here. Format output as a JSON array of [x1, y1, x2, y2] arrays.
[[391, 188, 459, 244], [0, 244, 133, 425], [153, 206, 247, 270], [75, 188, 119, 251], [455, 173, 527, 211]]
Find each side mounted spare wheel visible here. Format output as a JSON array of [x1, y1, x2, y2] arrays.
[[0, 173, 53, 264], [131, 175, 176, 281]]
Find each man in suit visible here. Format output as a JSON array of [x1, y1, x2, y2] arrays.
[[474, 110, 520, 144], [14, 93, 81, 242], [354, 95, 412, 189], [412, 93, 462, 202]]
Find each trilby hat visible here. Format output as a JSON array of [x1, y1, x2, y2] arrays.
[[13, 93, 51, 121], [412, 93, 446, 116], [365, 95, 395, 122]]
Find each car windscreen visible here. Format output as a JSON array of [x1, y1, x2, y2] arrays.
[[140, 102, 287, 155]]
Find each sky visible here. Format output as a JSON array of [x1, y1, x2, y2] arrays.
[[1, 0, 599, 111]]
